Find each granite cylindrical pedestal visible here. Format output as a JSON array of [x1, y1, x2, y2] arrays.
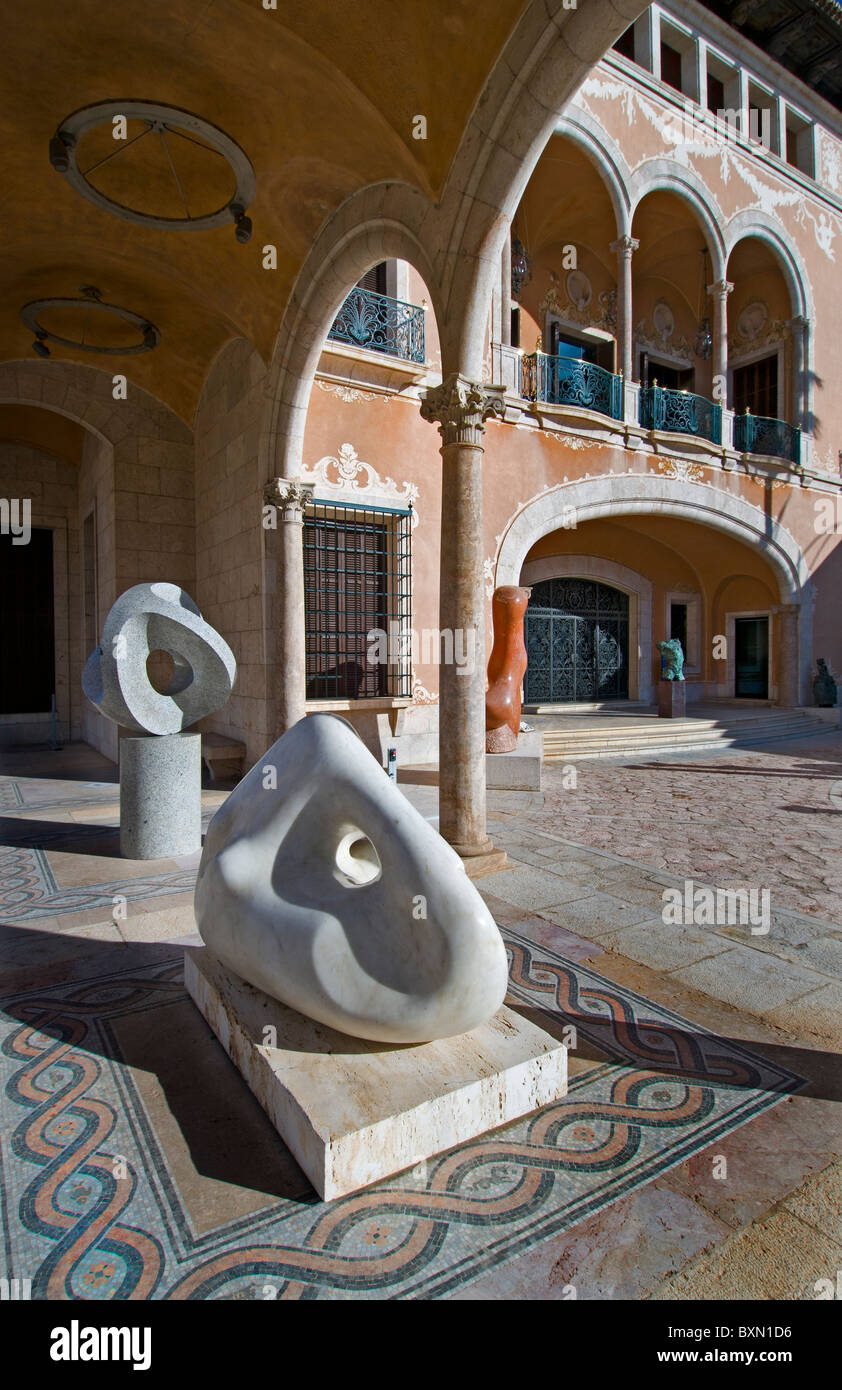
[[120, 732, 202, 859]]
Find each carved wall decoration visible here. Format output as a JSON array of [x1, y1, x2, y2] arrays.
[[301, 441, 419, 521], [411, 675, 438, 704], [657, 458, 706, 483], [634, 300, 693, 363], [316, 380, 382, 404], [566, 269, 592, 312], [727, 314, 791, 364], [737, 299, 769, 341]]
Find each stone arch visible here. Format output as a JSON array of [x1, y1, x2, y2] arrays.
[[724, 211, 812, 321], [259, 184, 442, 485], [520, 553, 655, 700], [0, 359, 190, 448], [629, 162, 727, 278], [494, 473, 808, 602], [553, 114, 633, 238]]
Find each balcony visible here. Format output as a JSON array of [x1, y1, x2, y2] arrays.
[[328, 286, 425, 364], [734, 411, 801, 466], [639, 384, 722, 446], [521, 352, 623, 421]]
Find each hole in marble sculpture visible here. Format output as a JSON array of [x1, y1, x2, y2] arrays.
[[334, 829, 382, 888], [146, 648, 194, 696]]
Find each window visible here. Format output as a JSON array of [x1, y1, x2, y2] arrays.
[[640, 353, 695, 391], [670, 603, 688, 657], [303, 500, 412, 700], [357, 263, 388, 295], [613, 25, 636, 62], [660, 41, 684, 94], [747, 81, 777, 153], [548, 323, 615, 372], [785, 109, 814, 177], [510, 306, 521, 349], [707, 72, 725, 114], [733, 355, 778, 418]]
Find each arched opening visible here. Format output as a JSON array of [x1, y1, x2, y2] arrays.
[[630, 188, 718, 395], [726, 235, 800, 443]]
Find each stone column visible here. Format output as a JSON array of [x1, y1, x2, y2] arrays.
[[708, 279, 734, 395], [790, 316, 809, 428], [420, 375, 505, 869], [264, 477, 314, 736], [610, 235, 639, 381], [776, 604, 801, 707]]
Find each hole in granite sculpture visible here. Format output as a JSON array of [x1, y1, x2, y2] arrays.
[[82, 582, 236, 858]]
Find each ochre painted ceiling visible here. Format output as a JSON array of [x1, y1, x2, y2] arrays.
[[1, 0, 528, 420]]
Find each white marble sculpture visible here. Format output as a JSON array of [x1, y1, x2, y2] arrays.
[[82, 582, 236, 734], [194, 714, 510, 1044]]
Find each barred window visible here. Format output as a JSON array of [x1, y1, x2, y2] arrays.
[[303, 499, 412, 700]]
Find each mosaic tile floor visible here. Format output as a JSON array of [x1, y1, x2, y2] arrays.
[[0, 924, 801, 1300]]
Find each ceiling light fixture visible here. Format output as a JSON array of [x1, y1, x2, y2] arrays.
[[21, 287, 161, 357], [49, 101, 256, 243]]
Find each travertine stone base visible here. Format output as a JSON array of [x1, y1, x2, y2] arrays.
[[658, 681, 686, 718], [120, 732, 201, 859], [486, 731, 543, 789], [185, 947, 567, 1200]]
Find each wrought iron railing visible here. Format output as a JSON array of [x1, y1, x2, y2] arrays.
[[734, 411, 801, 465], [328, 286, 425, 363], [639, 385, 722, 445], [520, 352, 623, 420]]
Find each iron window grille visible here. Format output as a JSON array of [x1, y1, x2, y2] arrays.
[[303, 499, 412, 700]]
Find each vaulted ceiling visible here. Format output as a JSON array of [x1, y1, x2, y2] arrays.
[[1, 0, 529, 420]]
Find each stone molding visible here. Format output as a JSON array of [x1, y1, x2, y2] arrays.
[[263, 477, 315, 522], [420, 374, 505, 447]]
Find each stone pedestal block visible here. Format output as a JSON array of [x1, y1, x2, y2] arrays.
[[658, 681, 686, 718], [185, 946, 568, 1201], [120, 732, 201, 859], [486, 730, 543, 789]]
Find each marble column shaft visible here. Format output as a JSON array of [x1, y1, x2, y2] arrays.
[[421, 375, 504, 854], [264, 478, 314, 735], [776, 604, 801, 707], [790, 316, 809, 428], [708, 279, 734, 392], [610, 235, 639, 381]]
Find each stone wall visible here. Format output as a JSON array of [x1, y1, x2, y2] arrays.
[[194, 338, 268, 767]]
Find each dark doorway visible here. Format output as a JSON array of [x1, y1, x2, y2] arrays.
[[734, 616, 769, 698], [524, 578, 629, 703], [0, 527, 56, 713], [733, 355, 778, 418]]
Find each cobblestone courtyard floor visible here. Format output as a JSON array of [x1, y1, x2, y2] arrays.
[[533, 730, 842, 926]]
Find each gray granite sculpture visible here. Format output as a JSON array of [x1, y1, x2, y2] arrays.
[[83, 583, 236, 858], [83, 582, 236, 734], [658, 638, 685, 682], [813, 658, 837, 707]]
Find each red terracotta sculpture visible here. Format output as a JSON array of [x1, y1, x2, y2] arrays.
[[485, 585, 531, 753]]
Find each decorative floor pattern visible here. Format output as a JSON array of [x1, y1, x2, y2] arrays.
[[0, 849, 197, 922], [0, 930, 802, 1301]]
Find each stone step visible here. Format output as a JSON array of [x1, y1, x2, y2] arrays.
[[541, 712, 828, 761]]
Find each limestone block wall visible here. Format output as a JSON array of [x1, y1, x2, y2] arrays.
[[194, 338, 268, 767]]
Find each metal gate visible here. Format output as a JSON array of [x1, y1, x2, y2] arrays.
[[524, 578, 629, 703]]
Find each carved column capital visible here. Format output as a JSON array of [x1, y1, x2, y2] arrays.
[[707, 279, 734, 299], [420, 373, 505, 447], [610, 235, 640, 260], [790, 315, 810, 334], [263, 477, 314, 522]]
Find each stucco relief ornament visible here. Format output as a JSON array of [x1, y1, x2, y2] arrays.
[[657, 458, 706, 483], [301, 443, 419, 519]]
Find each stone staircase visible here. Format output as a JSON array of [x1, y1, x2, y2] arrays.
[[538, 708, 832, 762]]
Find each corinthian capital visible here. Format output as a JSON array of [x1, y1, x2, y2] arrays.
[[263, 477, 314, 522], [420, 373, 505, 446], [707, 279, 734, 299], [610, 235, 640, 260]]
